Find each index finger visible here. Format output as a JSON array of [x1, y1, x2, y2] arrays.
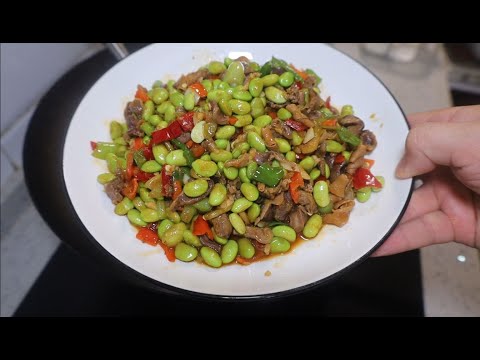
[[408, 105, 480, 128]]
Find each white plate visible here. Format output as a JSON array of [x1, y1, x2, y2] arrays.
[[63, 43, 412, 298]]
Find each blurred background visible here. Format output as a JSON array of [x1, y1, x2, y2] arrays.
[[1, 43, 479, 317]]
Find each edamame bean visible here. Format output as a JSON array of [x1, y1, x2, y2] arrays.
[[233, 88, 252, 101], [140, 122, 155, 136], [152, 145, 168, 165], [155, 200, 167, 219], [169, 92, 184, 107], [215, 139, 228, 150], [356, 187, 372, 203], [239, 167, 250, 183], [142, 100, 154, 120], [342, 151, 351, 162], [192, 198, 212, 213], [183, 91, 195, 111], [200, 247, 222, 268], [285, 151, 296, 162], [92, 142, 117, 160], [247, 131, 266, 152], [372, 176, 385, 192], [209, 183, 227, 207], [277, 108, 292, 120], [341, 105, 354, 117], [152, 80, 163, 88], [210, 150, 233, 163], [191, 121, 206, 143], [114, 137, 127, 145], [228, 99, 251, 115], [223, 61, 245, 87], [157, 219, 174, 237], [114, 197, 134, 215], [270, 237, 291, 253], [278, 71, 295, 87], [272, 225, 296, 242], [240, 183, 259, 202], [127, 209, 148, 226], [200, 154, 211, 161], [163, 222, 187, 247], [223, 166, 239, 180], [110, 121, 123, 140], [213, 78, 222, 90], [148, 114, 161, 126], [324, 163, 331, 179], [299, 156, 315, 172], [97, 173, 116, 184], [183, 229, 202, 247], [192, 159, 218, 177], [221, 240, 238, 264], [291, 131, 303, 146], [265, 86, 287, 104], [180, 205, 197, 224], [141, 160, 162, 173], [246, 162, 258, 179], [133, 197, 146, 211], [326, 140, 344, 153], [167, 208, 181, 223], [156, 101, 170, 114], [175, 243, 198, 262], [184, 179, 209, 198], [151, 87, 169, 104], [215, 125, 236, 139], [217, 97, 232, 116], [231, 197, 253, 213], [247, 203, 261, 223], [303, 214, 323, 238], [213, 233, 228, 245], [229, 213, 246, 235], [250, 98, 265, 119], [208, 61, 226, 74], [238, 238, 255, 259], [310, 168, 321, 181], [253, 114, 272, 128], [164, 104, 176, 122], [261, 74, 279, 86], [234, 114, 253, 127], [139, 187, 151, 203], [248, 78, 264, 97], [313, 181, 330, 208], [201, 79, 213, 92], [224, 57, 233, 67], [274, 138, 291, 153], [140, 208, 161, 222], [166, 150, 188, 166], [157, 120, 168, 129], [318, 201, 333, 214]]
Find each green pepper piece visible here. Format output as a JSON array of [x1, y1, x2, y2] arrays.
[[251, 164, 284, 187], [337, 127, 361, 147]]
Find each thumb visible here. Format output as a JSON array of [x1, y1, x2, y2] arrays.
[[396, 121, 480, 178]]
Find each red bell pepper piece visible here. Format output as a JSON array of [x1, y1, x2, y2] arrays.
[[289, 171, 303, 204], [228, 117, 238, 125], [189, 83, 208, 98], [334, 154, 346, 164], [131, 137, 144, 151], [134, 85, 150, 103], [133, 167, 154, 182], [178, 112, 195, 131], [172, 180, 182, 200], [122, 178, 138, 200], [353, 167, 382, 190], [90, 141, 97, 150], [136, 228, 159, 246], [151, 120, 183, 145], [193, 215, 214, 240], [158, 242, 176, 262], [125, 152, 134, 180], [285, 119, 308, 132], [325, 96, 332, 111], [363, 158, 375, 169], [191, 144, 205, 158], [142, 146, 154, 160]]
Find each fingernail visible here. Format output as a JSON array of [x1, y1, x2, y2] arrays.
[[395, 157, 411, 179]]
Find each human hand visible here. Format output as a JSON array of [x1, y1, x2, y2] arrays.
[[373, 105, 480, 256]]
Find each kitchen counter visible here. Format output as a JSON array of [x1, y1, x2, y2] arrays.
[[333, 43, 480, 316]]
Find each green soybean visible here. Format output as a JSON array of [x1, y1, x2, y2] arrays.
[[148, 114, 161, 126], [140, 208, 161, 223], [164, 104, 176, 122], [114, 137, 127, 145], [229, 213, 246, 235], [152, 145, 168, 165], [318, 201, 333, 214], [200, 154, 211, 161], [142, 100, 154, 120], [342, 151, 351, 162], [157, 219, 174, 237], [141, 160, 162, 173], [169, 92, 184, 107], [114, 197, 133, 215], [223, 166, 239, 180], [261, 74, 279, 86], [180, 205, 197, 224], [265, 86, 287, 104], [372, 176, 385, 192], [183, 229, 202, 247], [233, 88, 252, 101], [214, 139, 228, 150], [223, 61, 245, 87], [97, 173, 116, 184], [238, 238, 255, 259], [291, 131, 303, 146], [208, 61, 226, 74], [167, 208, 181, 223], [140, 122, 155, 136], [303, 214, 323, 238], [127, 209, 148, 226], [200, 247, 222, 268], [239, 167, 250, 183], [221, 240, 239, 264], [224, 57, 233, 67], [192, 198, 212, 213], [275, 138, 291, 153], [218, 97, 232, 116], [201, 79, 213, 92], [92, 142, 117, 160], [246, 162, 258, 180], [253, 114, 272, 128], [156, 101, 172, 114], [285, 151, 296, 162], [278, 71, 295, 87], [163, 223, 187, 247], [240, 183, 259, 202], [310, 168, 321, 181], [313, 181, 330, 208], [231, 197, 253, 213], [272, 225, 296, 242], [277, 108, 292, 120], [250, 98, 265, 119], [234, 114, 253, 127], [248, 78, 264, 97], [183, 91, 195, 111], [210, 150, 233, 163], [324, 163, 331, 179], [165, 150, 187, 166], [247, 131, 266, 152], [139, 188, 151, 203], [356, 187, 372, 203], [110, 121, 123, 140], [247, 203, 261, 223], [229, 99, 251, 115], [299, 156, 315, 172], [270, 237, 291, 253], [183, 179, 208, 198], [175, 243, 198, 262], [326, 140, 344, 153], [209, 183, 227, 207], [151, 87, 169, 104], [192, 159, 218, 177], [215, 125, 236, 139], [341, 105, 354, 117]]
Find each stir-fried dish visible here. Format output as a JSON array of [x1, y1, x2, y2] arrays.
[[91, 56, 384, 267]]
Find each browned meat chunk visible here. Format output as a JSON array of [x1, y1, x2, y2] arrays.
[[224, 153, 250, 168], [297, 190, 317, 215], [104, 176, 126, 205], [286, 104, 315, 128], [175, 68, 209, 90], [288, 207, 309, 233], [329, 174, 351, 198], [261, 126, 278, 150], [245, 226, 273, 244], [124, 99, 144, 138], [199, 235, 221, 253], [361, 130, 377, 152], [271, 118, 293, 139], [211, 101, 230, 125], [323, 200, 355, 227], [273, 191, 294, 222], [170, 179, 214, 210], [211, 214, 232, 239]]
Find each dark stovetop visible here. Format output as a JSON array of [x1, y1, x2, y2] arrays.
[[18, 43, 423, 316]]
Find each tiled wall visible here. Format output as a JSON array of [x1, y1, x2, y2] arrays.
[[1, 43, 104, 190]]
